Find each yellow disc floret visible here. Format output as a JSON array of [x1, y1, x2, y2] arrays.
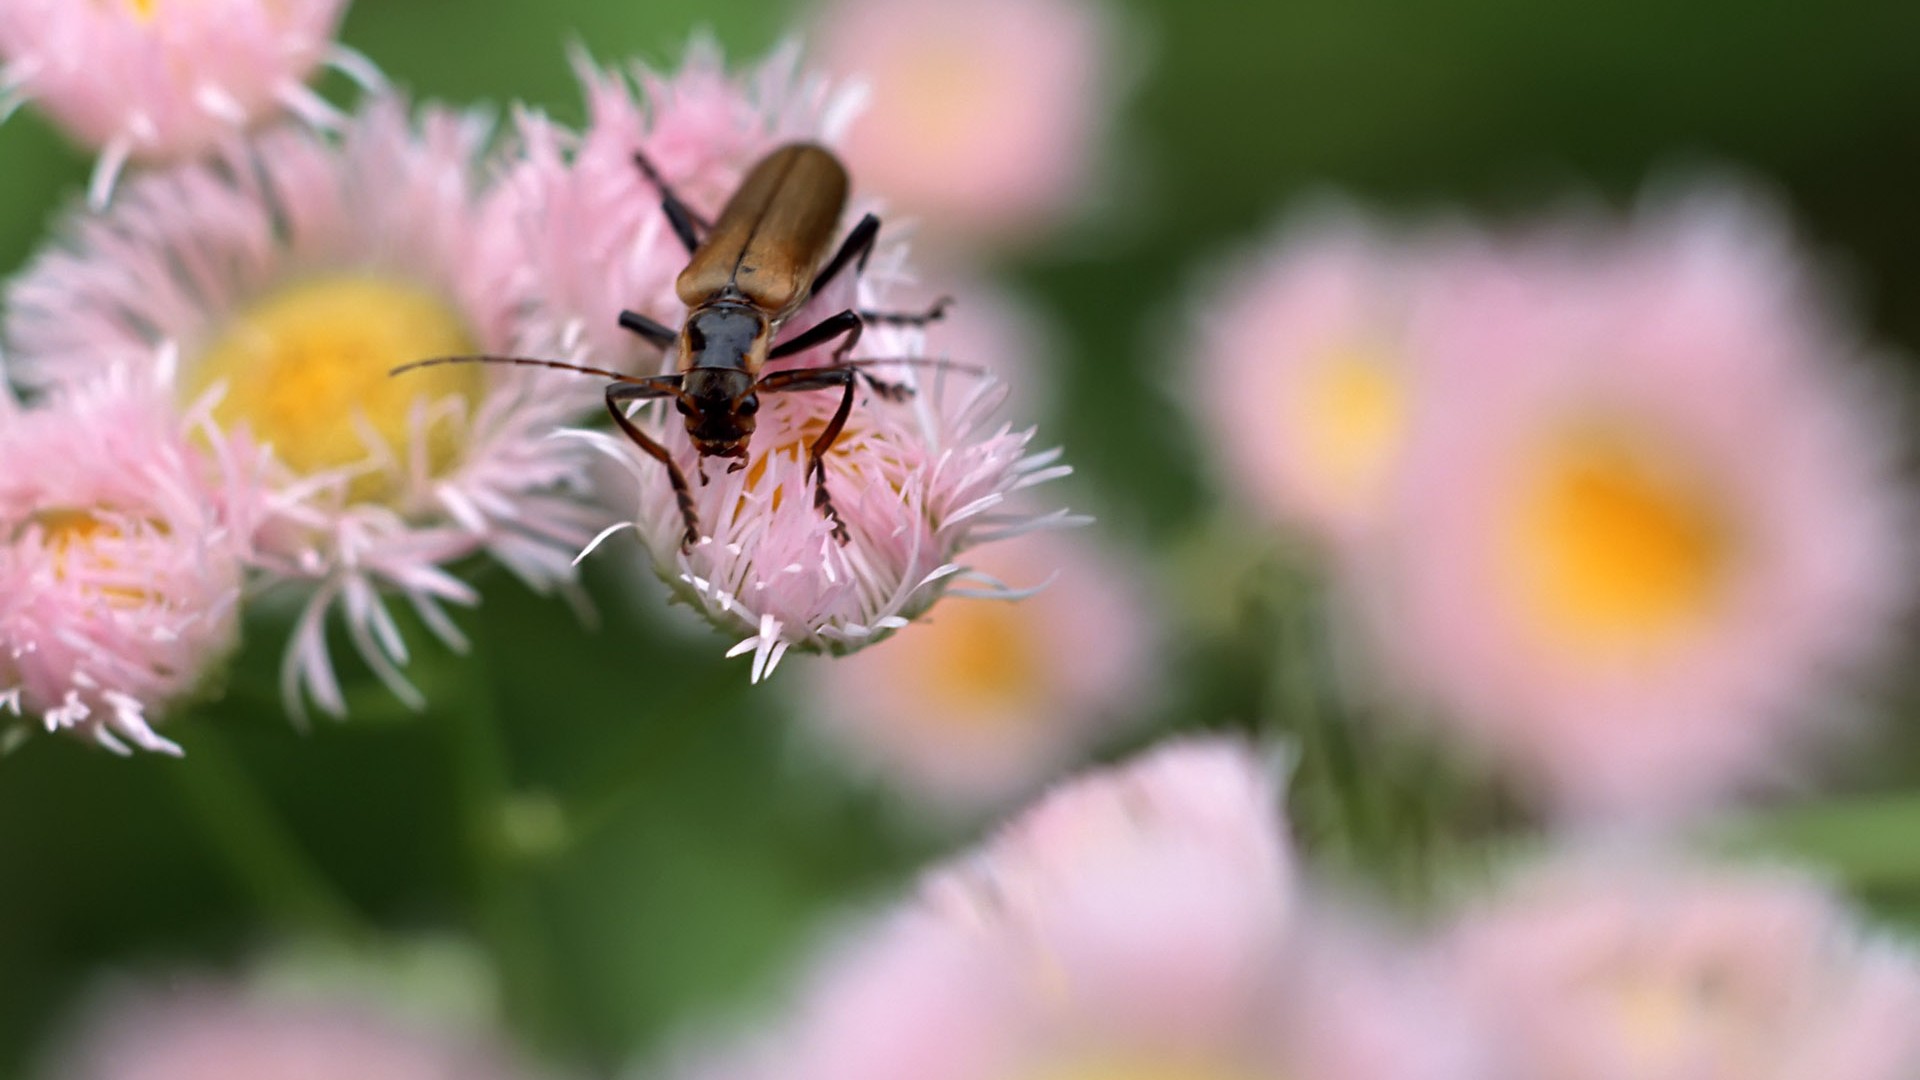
[[916, 596, 1046, 720], [1504, 422, 1735, 662], [186, 276, 482, 507], [1288, 344, 1407, 511], [28, 508, 154, 606]]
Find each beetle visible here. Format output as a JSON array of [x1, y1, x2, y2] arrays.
[[394, 141, 952, 549]]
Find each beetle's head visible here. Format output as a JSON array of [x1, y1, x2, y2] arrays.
[[678, 366, 757, 461]]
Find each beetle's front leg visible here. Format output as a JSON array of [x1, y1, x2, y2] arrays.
[[605, 381, 701, 551], [758, 366, 859, 544]]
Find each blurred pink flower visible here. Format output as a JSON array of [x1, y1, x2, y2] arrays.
[[1445, 847, 1920, 1080], [796, 528, 1158, 815], [0, 0, 372, 207], [4, 98, 607, 720], [1186, 205, 1468, 552], [812, 0, 1128, 254], [1359, 188, 1909, 820], [508, 44, 1078, 672], [0, 367, 261, 755], [43, 979, 533, 1080], [671, 740, 1485, 1080]]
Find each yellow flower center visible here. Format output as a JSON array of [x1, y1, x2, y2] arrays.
[[1286, 344, 1407, 512], [1599, 961, 1763, 1074], [27, 509, 153, 606], [184, 276, 482, 507], [913, 596, 1047, 720], [1503, 422, 1734, 660]]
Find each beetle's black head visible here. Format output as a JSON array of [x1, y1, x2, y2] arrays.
[[677, 366, 758, 460]]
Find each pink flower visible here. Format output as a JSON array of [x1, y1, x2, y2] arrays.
[[505, 42, 1078, 673], [1444, 846, 1920, 1080], [500, 39, 861, 376], [795, 527, 1159, 816], [811, 0, 1129, 254], [41, 978, 535, 1080], [0, 0, 373, 207], [1186, 204, 1469, 552], [668, 741, 1487, 1080], [4, 98, 607, 720], [0, 366, 261, 755], [1357, 187, 1909, 820]]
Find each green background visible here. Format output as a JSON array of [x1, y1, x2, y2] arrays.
[[1, 0, 1918, 1075]]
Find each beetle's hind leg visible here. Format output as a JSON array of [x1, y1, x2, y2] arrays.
[[631, 149, 712, 256], [858, 295, 953, 328]]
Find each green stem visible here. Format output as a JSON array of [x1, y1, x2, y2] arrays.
[[170, 726, 369, 940], [445, 636, 564, 1051]]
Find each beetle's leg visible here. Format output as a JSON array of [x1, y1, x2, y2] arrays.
[[618, 309, 678, 349], [769, 309, 862, 361], [631, 149, 711, 255], [769, 314, 920, 403], [857, 295, 954, 328], [810, 212, 880, 297], [605, 379, 702, 551], [758, 366, 857, 544]]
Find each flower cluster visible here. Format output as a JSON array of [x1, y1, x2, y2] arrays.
[[656, 741, 1920, 1080], [0, 18, 1079, 746], [1188, 188, 1910, 822]]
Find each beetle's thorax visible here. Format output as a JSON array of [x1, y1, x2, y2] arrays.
[[677, 299, 772, 377]]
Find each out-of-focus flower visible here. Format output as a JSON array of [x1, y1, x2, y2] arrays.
[[1445, 847, 1920, 1080], [0, 0, 372, 208], [4, 98, 606, 720], [0, 367, 260, 755], [1361, 188, 1909, 820], [670, 741, 1487, 1080], [812, 0, 1127, 255], [796, 528, 1157, 816], [509, 43, 1077, 674], [41, 977, 535, 1080], [1186, 205, 1467, 552]]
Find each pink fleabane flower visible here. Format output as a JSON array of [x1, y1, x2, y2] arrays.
[[0, 0, 375, 207], [1445, 846, 1920, 1080], [1359, 186, 1910, 820], [1187, 205, 1465, 552], [504, 42, 1077, 674], [0, 367, 261, 755], [4, 98, 607, 720], [796, 527, 1158, 816], [811, 0, 1129, 255], [500, 39, 862, 375], [669, 741, 1488, 1080]]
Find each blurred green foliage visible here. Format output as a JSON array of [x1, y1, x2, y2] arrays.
[[2, 0, 1918, 1075]]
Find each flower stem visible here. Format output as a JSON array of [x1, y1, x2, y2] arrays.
[[444, 633, 566, 1053], [169, 725, 370, 941]]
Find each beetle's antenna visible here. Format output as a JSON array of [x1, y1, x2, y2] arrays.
[[390, 355, 659, 385], [804, 356, 992, 378]]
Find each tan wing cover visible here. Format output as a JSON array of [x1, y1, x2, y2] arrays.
[[675, 143, 850, 316]]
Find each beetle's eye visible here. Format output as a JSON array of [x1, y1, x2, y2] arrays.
[[675, 397, 693, 416], [737, 394, 759, 416]]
